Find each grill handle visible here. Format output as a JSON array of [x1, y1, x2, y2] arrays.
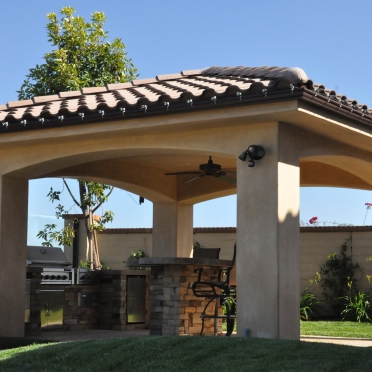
[[44, 302, 51, 316]]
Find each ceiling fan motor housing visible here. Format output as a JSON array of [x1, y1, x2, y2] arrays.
[[199, 157, 222, 175]]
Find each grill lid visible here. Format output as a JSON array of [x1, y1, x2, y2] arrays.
[[26, 246, 71, 267]]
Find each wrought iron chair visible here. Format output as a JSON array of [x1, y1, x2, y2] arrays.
[[191, 243, 236, 336]]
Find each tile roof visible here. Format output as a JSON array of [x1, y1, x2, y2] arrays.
[[1, 65, 371, 132]]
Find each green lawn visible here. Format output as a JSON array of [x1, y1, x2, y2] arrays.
[[1, 336, 372, 372], [301, 321, 372, 338]]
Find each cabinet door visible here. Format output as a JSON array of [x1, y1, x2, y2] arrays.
[[40, 290, 64, 329], [127, 276, 146, 323]]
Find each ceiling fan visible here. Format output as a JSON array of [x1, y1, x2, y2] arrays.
[[164, 156, 236, 184]]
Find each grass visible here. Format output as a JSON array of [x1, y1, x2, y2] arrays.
[[1, 336, 372, 372], [301, 321, 372, 338]]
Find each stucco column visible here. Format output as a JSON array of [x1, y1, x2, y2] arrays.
[[152, 202, 193, 257], [236, 122, 300, 340], [0, 176, 28, 337]]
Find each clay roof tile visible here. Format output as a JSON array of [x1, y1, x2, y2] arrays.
[[59, 91, 82, 98], [156, 73, 183, 81], [1, 65, 370, 129], [32, 95, 61, 104], [106, 82, 133, 91], [7, 99, 33, 108], [81, 86, 108, 94], [181, 69, 203, 76], [132, 78, 157, 86]]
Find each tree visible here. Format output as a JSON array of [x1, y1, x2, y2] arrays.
[[23, 7, 138, 269], [37, 180, 115, 270], [18, 6, 137, 99]]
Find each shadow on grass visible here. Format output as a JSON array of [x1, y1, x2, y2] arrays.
[[0, 337, 55, 351]]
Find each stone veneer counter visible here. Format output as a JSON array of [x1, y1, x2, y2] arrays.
[[126, 257, 231, 336]]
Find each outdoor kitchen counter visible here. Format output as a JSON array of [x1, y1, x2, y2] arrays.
[[126, 257, 231, 267], [126, 257, 230, 336]]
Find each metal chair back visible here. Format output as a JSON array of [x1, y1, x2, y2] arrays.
[[192, 247, 221, 259]]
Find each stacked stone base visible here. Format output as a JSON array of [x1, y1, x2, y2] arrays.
[[150, 264, 222, 336], [25, 269, 149, 335]]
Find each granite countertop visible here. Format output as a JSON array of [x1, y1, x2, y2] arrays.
[[125, 257, 232, 267]]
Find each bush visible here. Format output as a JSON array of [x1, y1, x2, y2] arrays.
[[300, 276, 321, 320], [319, 240, 360, 317]]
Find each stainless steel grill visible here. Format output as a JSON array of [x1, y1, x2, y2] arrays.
[[40, 268, 73, 285], [27, 246, 73, 285]]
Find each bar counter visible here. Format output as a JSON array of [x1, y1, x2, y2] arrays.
[[126, 257, 230, 336]]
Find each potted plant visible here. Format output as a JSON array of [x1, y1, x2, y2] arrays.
[[124, 249, 148, 269]]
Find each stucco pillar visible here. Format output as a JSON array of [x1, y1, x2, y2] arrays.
[[236, 123, 300, 340], [0, 176, 28, 337], [152, 202, 193, 257]]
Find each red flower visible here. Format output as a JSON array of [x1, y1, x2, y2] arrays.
[[366, 202, 372, 207], [309, 217, 318, 224]]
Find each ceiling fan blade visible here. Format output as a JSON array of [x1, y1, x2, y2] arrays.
[[185, 174, 205, 183], [218, 175, 236, 184], [165, 171, 202, 176]]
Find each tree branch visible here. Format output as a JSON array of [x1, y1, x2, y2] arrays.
[[63, 178, 82, 209], [92, 186, 114, 213]]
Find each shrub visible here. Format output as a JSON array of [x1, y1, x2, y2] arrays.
[[300, 276, 321, 320], [319, 240, 360, 317], [341, 290, 371, 322]]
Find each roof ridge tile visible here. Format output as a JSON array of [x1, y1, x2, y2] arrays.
[[81, 86, 108, 94], [59, 91, 82, 98], [106, 82, 133, 91], [181, 69, 203, 76], [156, 73, 183, 81], [7, 99, 33, 108], [33, 95, 61, 104], [132, 78, 157, 86]]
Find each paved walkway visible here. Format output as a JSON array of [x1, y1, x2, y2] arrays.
[[301, 335, 372, 348], [26, 330, 372, 347]]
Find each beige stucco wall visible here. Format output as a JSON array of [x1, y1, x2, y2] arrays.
[[98, 232, 153, 269], [88, 228, 372, 296], [301, 230, 372, 298]]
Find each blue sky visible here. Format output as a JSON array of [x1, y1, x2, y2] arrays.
[[2, 0, 372, 244]]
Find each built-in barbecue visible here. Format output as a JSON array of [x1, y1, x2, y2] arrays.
[[26, 246, 98, 285], [26, 246, 73, 285]]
